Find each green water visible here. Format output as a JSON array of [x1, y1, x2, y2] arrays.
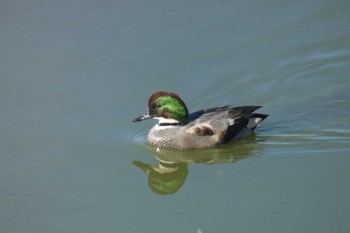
[[1, 0, 350, 232]]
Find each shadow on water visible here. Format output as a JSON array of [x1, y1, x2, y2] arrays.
[[133, 135, 265, 195]]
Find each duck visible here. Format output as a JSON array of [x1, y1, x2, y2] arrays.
[[133, 91, 268, 150]]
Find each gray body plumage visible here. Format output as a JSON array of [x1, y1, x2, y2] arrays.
[[146, 106, 268, 150]]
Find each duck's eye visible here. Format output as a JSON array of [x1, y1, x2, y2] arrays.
[[151, 103, 161, 109]]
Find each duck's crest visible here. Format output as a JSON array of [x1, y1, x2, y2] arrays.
[[148, 91, 188, 113]]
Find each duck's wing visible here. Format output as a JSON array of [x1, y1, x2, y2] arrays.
[[186, 106, 267, 143], [188, 106, 262, 122], [187, 106, 229, 122]]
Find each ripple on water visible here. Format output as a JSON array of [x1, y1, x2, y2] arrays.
[[128, 131, 147, 145], [260, 128, 350, 154]]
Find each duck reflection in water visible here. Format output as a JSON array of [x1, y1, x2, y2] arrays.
[[133, 160, 188, 195], [133, 136, 263, 195]]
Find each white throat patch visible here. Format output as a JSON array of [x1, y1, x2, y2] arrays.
[[154, 117, 180, 125]]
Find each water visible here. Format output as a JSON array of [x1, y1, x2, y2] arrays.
[[1, 0, 350, 232]]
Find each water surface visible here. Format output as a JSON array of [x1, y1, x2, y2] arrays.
[[1, 0, 350, 232]]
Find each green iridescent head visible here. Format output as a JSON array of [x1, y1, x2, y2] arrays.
[[133, 91, 189, 125]]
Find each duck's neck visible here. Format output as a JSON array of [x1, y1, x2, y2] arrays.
[[155, 117, 181, 126]]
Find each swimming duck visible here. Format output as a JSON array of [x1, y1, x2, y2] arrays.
[[133, 91, 268, 150]]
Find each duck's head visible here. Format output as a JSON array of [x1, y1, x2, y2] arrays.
[[133, 91, 189, 125]]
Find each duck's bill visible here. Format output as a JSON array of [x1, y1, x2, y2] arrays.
[[133, 112, 152, 122], [133, 161, 152, 173]]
